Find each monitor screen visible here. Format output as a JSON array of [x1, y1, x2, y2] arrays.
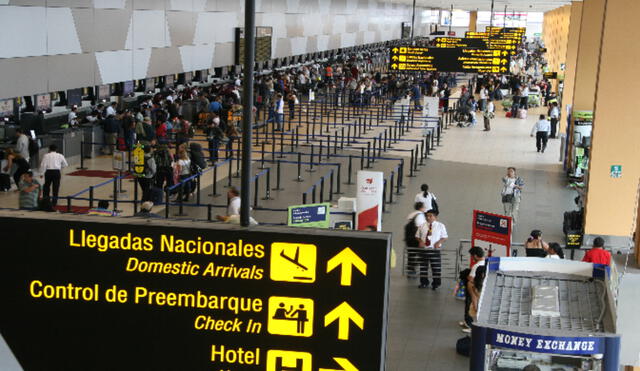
[[66, 88, 83, 108], [0, 98, 14, 118], [97, 85, 111, 101], [145, 78, 155, 92], [35, 94, 51, 112], [165, 74, 175, 89], [123, 81, 135, 96], [184, 72, 192, 84]]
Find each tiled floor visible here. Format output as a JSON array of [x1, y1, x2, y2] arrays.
[[0, 94, 579, 370]]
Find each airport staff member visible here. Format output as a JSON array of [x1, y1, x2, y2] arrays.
[[530, 114, 551, 153], [415, 210, 448, 290], [40, 144, 68, 207]]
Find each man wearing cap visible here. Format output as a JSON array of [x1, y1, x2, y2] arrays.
[[134, 201, 161, 218]]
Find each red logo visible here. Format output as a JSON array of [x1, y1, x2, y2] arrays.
[[365, 178, 373, 184]]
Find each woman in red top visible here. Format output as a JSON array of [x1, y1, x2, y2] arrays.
[[155, 120, 167, 143]]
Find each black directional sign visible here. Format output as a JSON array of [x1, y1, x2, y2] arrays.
[[465, 27, 525, 56], [0, 214, 391, 371], [434, 37, 488, 49], [389, 46, 510, 73]]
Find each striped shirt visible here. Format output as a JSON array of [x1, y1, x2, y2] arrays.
[[19, 179, 40, 209]]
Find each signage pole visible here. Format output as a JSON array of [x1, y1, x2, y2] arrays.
[[449, 4, 453, 34], [503, 5, 507, 27], [410, 0, 416, 40], [240, 0, 256, 227]]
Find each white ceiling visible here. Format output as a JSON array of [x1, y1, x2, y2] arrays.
[[389, 0, 577, 12]]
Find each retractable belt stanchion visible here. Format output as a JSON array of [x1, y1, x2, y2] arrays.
[[133, 178, 138, 214], [347, 155, 353, 185], [209, 164, 219, 197], [307, 144, 315, 173], [295, 152, 303, 181], [253, 176, 259, 208], [409, 149, 415, 177], [89, 186, 94, 209], [336, 164, 342, 194], [260, 143, 266, 169], [274, 160, 283, 191], [227, 156, 233, 187], [262, 168, 272, 200], [319, 177, 324, 203], [360, 148, 365, 170], [164, 190, 170, 218]]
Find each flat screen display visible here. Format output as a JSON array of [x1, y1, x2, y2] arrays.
[[0, 98, 14, 117], [97, 85, 111, 101], [183, 72, 192, 84], [123, 81, 135, 96], [67, 88, 83, 107], [35, 94, 51, 112]]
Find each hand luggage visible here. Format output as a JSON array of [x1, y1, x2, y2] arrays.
[[145, 185, 164, 204], [517, 108, 527, 119], [456, 336, 471, 356], [0, 173, 10, 191], [505, 111, 512, 118]]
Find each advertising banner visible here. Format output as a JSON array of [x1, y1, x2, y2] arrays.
[[0, 214, 391, 371], [472, 210, 512, 256], [356, 171, 384, 231]]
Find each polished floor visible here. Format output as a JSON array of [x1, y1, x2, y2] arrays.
[[0, 94, 578, 371]]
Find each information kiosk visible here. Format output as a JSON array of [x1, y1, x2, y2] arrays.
[[471, 257, 620, 371]]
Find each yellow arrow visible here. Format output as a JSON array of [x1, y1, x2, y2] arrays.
[[319, 357, 359, 371], [392, 55, 398, 61], [390, 63, 397, 69], [392, 47, 398, 53], [326, 247, 367, 286], [324, 302, 364, 340]]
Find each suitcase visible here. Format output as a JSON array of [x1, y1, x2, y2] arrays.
[[456, 336, 471, 357], [517, 109, 527, 119], [0, 173, 10, 191], [505, 111, 512, 118]]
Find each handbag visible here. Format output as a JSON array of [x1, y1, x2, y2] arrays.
[[501, 194, 514, 203]]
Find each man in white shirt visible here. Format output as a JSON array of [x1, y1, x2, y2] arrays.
[[68, 106, 79, 127], [217, 187, 241, 222], [105, 102, 117, 117], [461, 246, 486, 332], [40, 144, 68, 206], [549, 102, 560, 138], [415, 210, 448, 289], [530, 114, 551, 153], [14, 128, 30, 162]]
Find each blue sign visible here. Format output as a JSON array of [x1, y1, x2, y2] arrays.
[[287, 203, 331, 228], [475, 212, 509, 235], [487, 328, 603, 355]]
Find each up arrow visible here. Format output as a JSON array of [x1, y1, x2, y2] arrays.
[[327, 247, 367, 286], [392, 55, 399, 61], [392, 47, 399, 53], [324, 302, 364, 340], [319, 357, 359, 371]]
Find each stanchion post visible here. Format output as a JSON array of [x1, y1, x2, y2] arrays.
[[207, 204, 212, 221], [260, 142, 266, 169], [295, 152, 303, 181], [409, 149, 415, 177], [262, 168, 272, 200], [360, 148, 365, 170], [274, 160, 283, 190], [347, 155, 353, 184], [165, 190, 170, 218], [133, 178, 138, 213], [319, 178, 324, 203], [89, 186, 94, 209], [196, 173, 201, 205], [366, 141, 371, 168], [336, 164, 342, 194]]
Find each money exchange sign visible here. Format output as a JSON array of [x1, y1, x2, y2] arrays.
[[0, 215, 390, 371], [389, 46, 509, 73]]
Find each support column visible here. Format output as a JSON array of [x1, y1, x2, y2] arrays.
[[542, 5, 571, 95], [564, 0, 606, 170], [570, 0, 606, 112], [584, 0, 640, 237], [560, 1, 583, 131], [468, 11, 477, 32]]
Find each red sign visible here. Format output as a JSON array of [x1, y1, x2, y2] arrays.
[[471, 210, 512, 257], [448, 31, 456, 36]]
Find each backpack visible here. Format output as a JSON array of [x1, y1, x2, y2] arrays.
[[404, 215, 420, 247], [153, 149, 172, 169], [28, 138, 39, 157]]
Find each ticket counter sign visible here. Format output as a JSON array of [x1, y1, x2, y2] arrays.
[[0, 214, 391, 371], [472, 210, 512, 257], [288, 202, 331, 228], [389, 46, 509, 73]]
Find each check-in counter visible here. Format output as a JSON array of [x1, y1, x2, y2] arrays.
[[48, 128, 83, 166], [80, 123, 104, 159]]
